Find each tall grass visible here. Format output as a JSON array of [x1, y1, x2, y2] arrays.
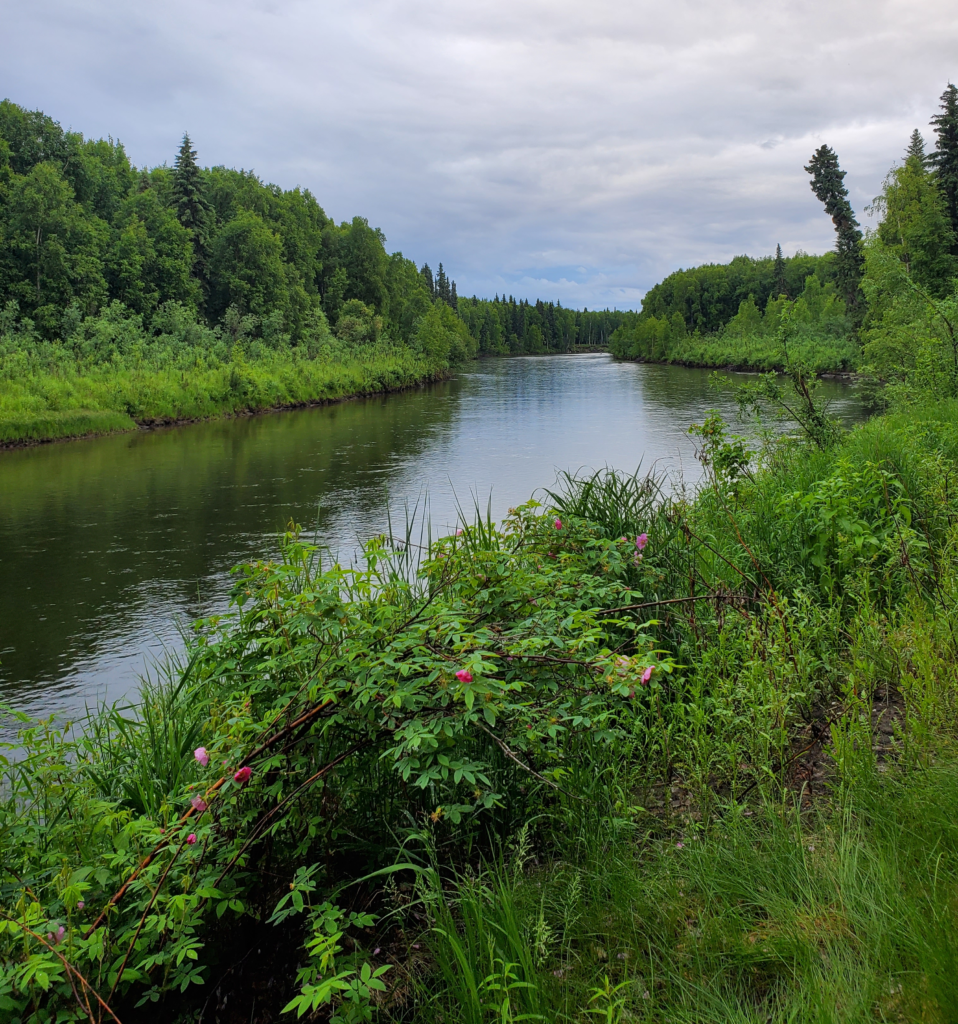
[[0, 330, 444, 444], [409, 757, 958, 1024]]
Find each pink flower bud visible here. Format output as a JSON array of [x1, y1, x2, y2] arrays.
[[641, 666, 653, 685], [233, 766, 252, 784], [77, 901, 84, 910], [191, 796, 208, 813], [194, 746, 209, 767], [554, 518, 562, 530], [186, 833, 197, 845], [456, 529, 463, 536], [455, 670, 473, 684]]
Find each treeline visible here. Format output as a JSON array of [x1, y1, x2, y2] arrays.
[[0, 99, 475, 366], [637, 249, 837, 335], [610, 252, 857, 373], [0, 97, 637, 445], [612, 83, 958, 384], [458, 295, 631, 354]]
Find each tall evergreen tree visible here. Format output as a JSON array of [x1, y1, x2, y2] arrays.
[[450, 279, 458, 310], [436, 262, 449, 305], [773, 243, 788, 297], [805, 145, 864, 308], [420, 262, 434, 298], [930, 83, 958, 248], [172, 133, 212, 243], [907, 129, 928, 166]]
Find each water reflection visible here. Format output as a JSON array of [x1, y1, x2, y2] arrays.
[[0, 355, 863, 720]]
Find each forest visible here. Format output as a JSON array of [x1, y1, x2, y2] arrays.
[[0, 100, 629, 444], [5, 85, 958, 1024]]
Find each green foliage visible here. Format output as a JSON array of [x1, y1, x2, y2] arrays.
[[171, 132, 213, 251], [629, 251, 834, 335], [610, 274, 855, 373], [859, 236, 958, 404], [0, 298, 446, 442], [457, 296, 630, 355], [5, 402, 958, 1018], [870, 147, 957, 296], [930, 82, 958, 243], [805, 144, 864, 310], [0, 100, 453, 359]]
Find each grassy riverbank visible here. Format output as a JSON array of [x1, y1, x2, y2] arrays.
[[0, 305, 450, 445], [4, 390, 958, 1021], [608, 269, 861, 376], [622, 328, 860, 375]]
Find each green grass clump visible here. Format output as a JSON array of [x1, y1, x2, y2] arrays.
[[417, 761, 958, 1024], [0, 408, 136, 443]]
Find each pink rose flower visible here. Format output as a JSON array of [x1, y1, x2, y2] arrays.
[[554, 518, 562, 530], [455, 670, 473, 684], [641, 666, 654, 685], [194, 746, 209, 767], [191, 796, 208, 813], [636, 533, 648, 551], [186, 833, 197, 845], [233, 766, 252, 784]]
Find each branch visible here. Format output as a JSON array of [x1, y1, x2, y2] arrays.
[[0, 910, 123, 1024], [597, 593, 746, 616], [85, 698, 338, 937], [476, 722, 583, 801]]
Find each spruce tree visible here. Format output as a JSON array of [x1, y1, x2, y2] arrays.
[[930, 83, 958, 247], [450, 280, 458, 310], [436, 263, 449, 305], [907, 129, 928, 166], [773, 243, 788, 297], [172, 133, 212, 244], [420, 263, 434, 298], [805, 145, 864, 308]]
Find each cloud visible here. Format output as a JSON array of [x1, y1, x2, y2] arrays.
[[2, 0, 957, 307]]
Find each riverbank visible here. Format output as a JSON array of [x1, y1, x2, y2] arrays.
[[610, 329, 860, 375], [3, 395, 957, 1021], [0, 345, 448, 447]]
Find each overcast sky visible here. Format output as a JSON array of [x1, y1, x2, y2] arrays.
[[3, 0, 957, 308]]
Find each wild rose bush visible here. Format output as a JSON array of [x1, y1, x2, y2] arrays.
[[0, 502, 670, 1022]]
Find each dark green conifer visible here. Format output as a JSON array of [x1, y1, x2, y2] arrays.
[[930, 83, 958, 246], [436, 263, 449, 305], [450, 280, 458, 310], [907, 129, 928, 166], [172, 133, 212, 243], [805, 145, 863, 309], [420, 263, 434, 297], [773, 243, 788, 297]]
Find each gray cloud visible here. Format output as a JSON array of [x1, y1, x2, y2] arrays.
[[3, 0, 957, 306]]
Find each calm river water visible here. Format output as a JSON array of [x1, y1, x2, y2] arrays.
[[0, 355, 863, 722]]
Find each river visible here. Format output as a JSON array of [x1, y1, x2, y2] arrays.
[[0, 355, 863, 723]]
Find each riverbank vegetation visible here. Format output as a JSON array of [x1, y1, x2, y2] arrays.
[[5, 374, 958, 1020], [0, 100, 478, 443], [612, 84, 958, 387]]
